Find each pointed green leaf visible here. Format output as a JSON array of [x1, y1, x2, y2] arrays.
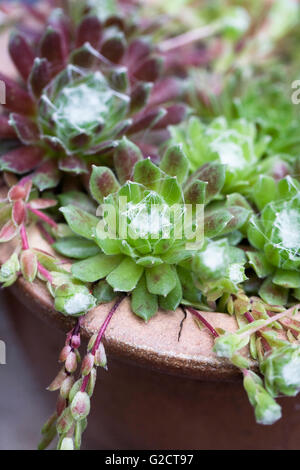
[[136, 256, 163, 268], [204, 210, 233, 238], [159, 269, 182, 311], [277, 176, 299, 200], [177, 266, 202, 304], [247, 216, 266, 251], [221, 206, 251, 234], [95, 237, 122, 255], [118, 181, 143, 203], [259, 278, 288, 306], [159, 176, 182, 205], [253, 175, 276, 211], [191, 162, 225, 202], [159, 144, 189, 184], [131, 274, 158, 321], [247, 251, 273, 278], [146, 264, 177, 297], [184, 180, 207, 204], [93, 280, 117, 303], [72, 254, 123, 282], [106, 257, 144, 292], [114, 137, 143, 184], [60, 206, 99, 240], [58, 191, 97, 214], [273, 269, 300, 289], [53, 237, 100, 259], [133, 158, 163, 191], [90, 166, 120, 204]]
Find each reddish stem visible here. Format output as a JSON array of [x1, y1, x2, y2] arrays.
[[185, 306, 219, 338], [37, 262, 53, 283], [244, 311, 255, 324], [81, 375, 89, 393], [81, 295, 126, 392], [37, 222, 55, 245], [245, 311, 272, 352], [92, 295, 126, 355], [27, 206, 58, 229]]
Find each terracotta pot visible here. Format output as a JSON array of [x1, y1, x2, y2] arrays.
[[1, 228, 300, 450]]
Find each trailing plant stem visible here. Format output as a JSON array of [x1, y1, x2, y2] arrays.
[[159, 23, 219, 52], [245, 311, 272, 352], [81, 295, 126, 392], [239, 305, 300, 340], [184, 306, 219, 338], [27, 206, 58, 229]]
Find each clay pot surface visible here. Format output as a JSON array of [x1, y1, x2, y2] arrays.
[[0, 226, 244, 381]]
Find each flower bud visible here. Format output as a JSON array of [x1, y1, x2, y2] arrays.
[[8, 184, 26, 202], [87, 333, 97, 352], [260, 343, 300, 397], [71, 334, 81, 349], [81, 353, 95, 376], [65, 351, 77, 373], [20, 249, 38, 282], [47, 368, 67, 391], [0, 252, 20, 287], [59, 345, 72, 363], [54, 285, 96, 317], [12, 199, 26, 226], [86, 368, 97, 397], [243, 370, 282, 425], [213, 332, 249, 360], [94, 342, 107, 369], [56, 407, 74, 435], [70, 391, 90, 421], [69, 378, 83, 403], [60, 376, 75, 399], [59, 437, 74, 450]]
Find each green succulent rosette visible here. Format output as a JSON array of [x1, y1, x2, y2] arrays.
[[190, 237, 247, 302], [38, 65, 130, 165], [260, 342, 300, 397], [247, 176, 300, 305], [57, 139, 247, 319], [243, 370, 282, 425], [37, 251, 97, 317], [170, 116, 270, 194]]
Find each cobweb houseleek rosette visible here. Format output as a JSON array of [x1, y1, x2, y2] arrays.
[[0, 4, 186, 190], [247, 175, 300, 306], [57, 139, 247, 319], [169, 116, 270, 195], [211, 304, 300, 425]]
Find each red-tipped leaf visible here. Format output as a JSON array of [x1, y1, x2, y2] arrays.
[[28, 58, 51, 99], [9, 113, 40, 145], [8, 32, 35, 81], [76, 16, 102, 49], [0, 220, 19, 242], [0, 116, 16, 138], [0, 146, 44, 174], [0, 72, 35, 115]]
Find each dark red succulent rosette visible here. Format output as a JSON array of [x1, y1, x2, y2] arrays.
[[0, 6, 186, 193]]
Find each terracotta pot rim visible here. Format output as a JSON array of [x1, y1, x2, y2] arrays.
[[10, 271, 248, 382]]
